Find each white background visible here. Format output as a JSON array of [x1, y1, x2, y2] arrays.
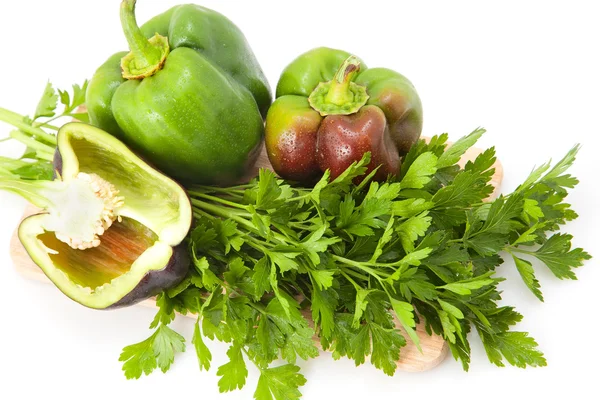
[[0, 1, 598, 399]]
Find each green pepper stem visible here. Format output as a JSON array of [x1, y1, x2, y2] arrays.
[[307, 55, 369, 116], [325, 56, 362, 106], [120, 0, 160, 66], [119, 0, 170, 79]]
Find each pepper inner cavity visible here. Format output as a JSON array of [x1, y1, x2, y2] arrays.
[[38, 217, 157, 289]]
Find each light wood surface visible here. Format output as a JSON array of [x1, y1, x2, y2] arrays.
[[9, 138, 503, 373]]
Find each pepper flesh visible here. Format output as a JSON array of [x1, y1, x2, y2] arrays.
[[86, 0, 271, 185], [267, 47, 423, 183]]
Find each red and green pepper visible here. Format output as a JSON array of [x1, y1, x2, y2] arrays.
[[266, 47, 423, 182]]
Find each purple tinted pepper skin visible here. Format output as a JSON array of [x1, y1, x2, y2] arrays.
[[265, 47, 422, 183], [316, 106, 400, 183]]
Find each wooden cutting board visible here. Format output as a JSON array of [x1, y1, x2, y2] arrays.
[[9, 140, 504, 373]]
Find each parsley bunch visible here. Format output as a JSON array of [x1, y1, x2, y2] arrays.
[[0, 83, 590, 398], [120, 128, 590, 399]]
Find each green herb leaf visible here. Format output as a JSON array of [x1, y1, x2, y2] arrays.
[[512, 256, 543, 301], [312, 288, 338, 339], [399, 152, 438, 190], [396, 211, 432, 253], [369, 322, 406, 376], [119, 325, 185, 379], [436, 127, 486, 169], [390, 298, 420, 351], [529, 233, 591, 280], [352, 289, 374, 328], [34, 81, 58, 119], [254, 364, 307, 400], [217, 344, 248, 392], [478, 331, 547, 368], [149, 292, 176, 329], [440, 276, 496, 295], [192, 319, 212, 371]]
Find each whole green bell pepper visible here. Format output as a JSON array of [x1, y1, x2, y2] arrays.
[[265, 47, 422, 182], [86, 0, 271, 185]]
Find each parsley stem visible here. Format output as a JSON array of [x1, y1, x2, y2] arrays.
[[193, 209, 217, 223], [241, 346, 264, 371], [247, 301, 267, 315], [188, 191, 249, 210], [288, 221, 312, 228], [339, 269, 361, 289], [286, 194, 310, 202], [332, 255, 388, 281], [0, 107, 57, 145], [247, 235, 274, 248], [244, 236, 272, 253], [191, 199, 256, 229], [340, 267, 369, 282], [191, 199, 293, 246], [9, 130, 55, 156], [332, 254, 408, 272], [505, 246, 536, 256], [0, 156, 30, 169], [193, 183, 254, 192], [33, 114, 62, 128], [34, 121, 60, 131], [32, 112, 76, 129]]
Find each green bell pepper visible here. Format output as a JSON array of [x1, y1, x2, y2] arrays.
[[266, 47, 423, 182], [86, 0, 271, 185]]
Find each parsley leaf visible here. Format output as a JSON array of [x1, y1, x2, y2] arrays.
[[192, 318, 212, 371], [512, 256, 543, 301], [529, 233, 591, 280], [369, 322, 406, 376], [478, 331, 547, 368], [399, 152, 438, 190], [58, 80, 89, 114], [119, 325, 185, 379], [436, 127, 486, 169], [34, 81, 58, 119], [217, 344, 249, 392], [254, 364, 307, 400]]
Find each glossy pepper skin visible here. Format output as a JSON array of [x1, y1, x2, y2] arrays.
[[86, 0, 271, 185], [266, 47, 422, 183]]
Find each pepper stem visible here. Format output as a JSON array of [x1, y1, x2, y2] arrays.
[[325, 56, 362, 106], [308, 55, 369, 116], [119, 0, 170, 80]]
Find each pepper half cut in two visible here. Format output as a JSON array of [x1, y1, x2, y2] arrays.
[[1, 123, 192, 309]]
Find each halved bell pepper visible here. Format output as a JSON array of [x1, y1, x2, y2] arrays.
[[86, 0, 272, 185], [266, 47, 423, 182], [1, 122, 192, 309]]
